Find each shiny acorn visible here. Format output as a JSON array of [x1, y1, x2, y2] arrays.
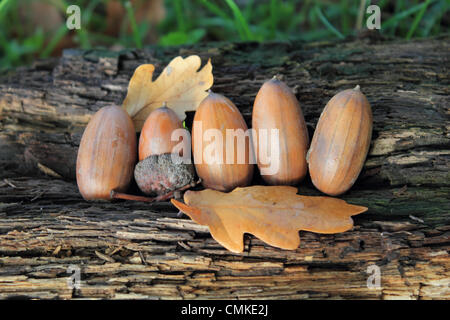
[[252, 77, 309, 185], [76, 105, 137, 201], [192, 92, 254, 192], [307, 85, 372, 196], [138, 104, 187, 161]]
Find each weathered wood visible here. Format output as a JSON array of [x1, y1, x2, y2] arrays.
[[0, 35, 449, 299]]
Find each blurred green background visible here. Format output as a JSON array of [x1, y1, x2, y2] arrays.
[[0, 0, 448, 70]]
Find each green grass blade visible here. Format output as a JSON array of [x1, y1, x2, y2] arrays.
[[340, 0, 350, 34], [197, 0, 247, 39], [196, 0, 249, 40], [224, 0, 254, 41], [422, 0, 447, 37], [174, 0, 187, 32], [77, 29, 91, 49], [269, 0, 278, 39], [40, 25, 69, 58], [243, 0, 255, 21], [382, 0, 437, 30], [124, 1, 143, 48], [197, 0, 230, 21], [406, 0, 432, 39], [356, 0, 366, 30], [314, 5, 345, 39], [0, 0, 13, 20], [0, 29, 12, 62]]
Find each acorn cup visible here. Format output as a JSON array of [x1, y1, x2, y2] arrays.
[[134, 104, 195, 196]]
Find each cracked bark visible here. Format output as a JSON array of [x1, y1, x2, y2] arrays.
[[0, 35, 449, 299]]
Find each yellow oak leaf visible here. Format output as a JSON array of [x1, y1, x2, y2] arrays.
[[171, 186, 368, 253], [122, 55, 213, 131]]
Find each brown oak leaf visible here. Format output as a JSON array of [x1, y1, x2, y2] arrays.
[[171, 186, 368, 253], [122, 55, 213, 131]]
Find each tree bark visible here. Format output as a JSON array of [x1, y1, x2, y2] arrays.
[[0, 34, 449, 299]]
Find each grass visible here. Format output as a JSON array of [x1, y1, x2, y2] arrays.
[[314, 4, 345, 39], [406, 0, 433, 39], [124, 1, 142, 49], [224, 0, 255, 41], [0, 0, 448, 70]]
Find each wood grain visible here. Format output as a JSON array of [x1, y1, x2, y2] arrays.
[[0, 34, 449, 299]]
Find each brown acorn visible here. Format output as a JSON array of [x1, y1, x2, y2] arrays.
[[76, 105, 137, 201], [307, 85, 372, 196], [252, 77, 309, 185], [138, 105, 187, 161], [135, 105, 194, 196], [192, 92, 254, 192]]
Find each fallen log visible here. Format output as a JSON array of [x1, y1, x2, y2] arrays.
[[0, 34, 448, 299]]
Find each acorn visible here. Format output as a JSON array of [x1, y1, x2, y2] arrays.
[[252, 77, 309, 185], [138, 104, 187, 161], [135, 105, 195, 196], [76, 105, 137, 201], [307, 85, 372, 196], [192, 92, 254, 192]]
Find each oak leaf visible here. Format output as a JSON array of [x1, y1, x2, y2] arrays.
[[171, 186, 368, 253], [122, 55, 213, 131]]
